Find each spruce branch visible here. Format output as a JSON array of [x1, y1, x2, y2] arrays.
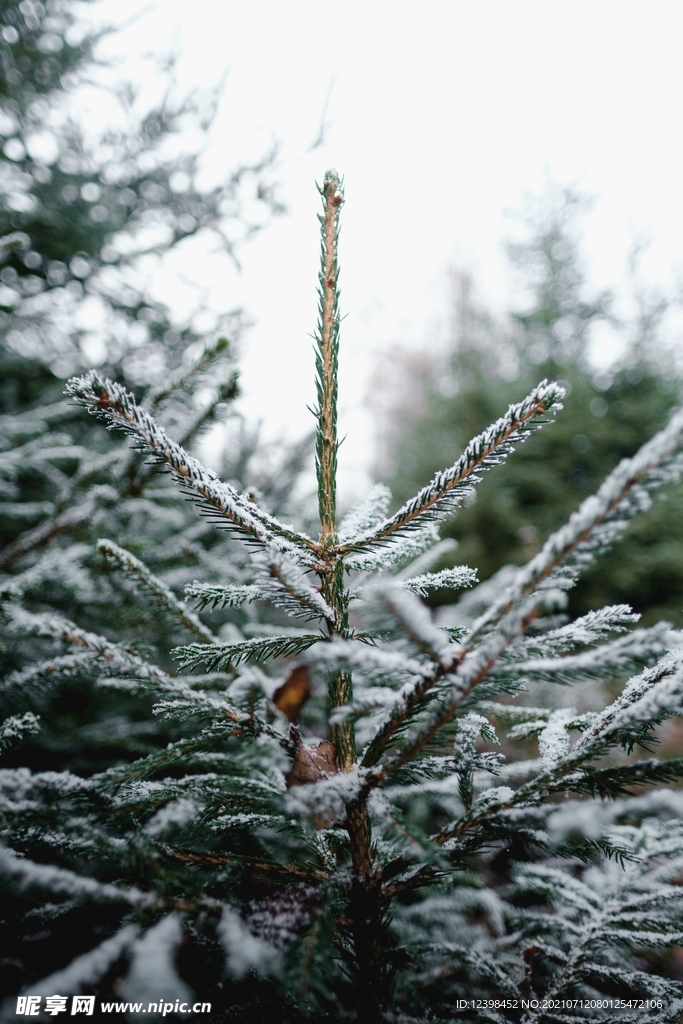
[[400, 565, 478, 597], [164, 847, 330, 883], [430, 675, 683, 850], [174, 633, 321, 672], [359, 589, 556, 772], [363, 410, 683, 780], [123, 339, 240, 493], [339, 380, 565, 553], [13, 926, 141, 1001], [578, 651, 683, 751], [0, 441, 136, 574], [4, 605, 243, 720], [0, 845, 222, 915], [468, 405, 683, 645], [185, 581, 263, 609], [0, 844, 159, 908], [255, 545, 337, 625], [0, 712, 41, 750], [66, 372, 315, 554], [98, 539, 215, 644]]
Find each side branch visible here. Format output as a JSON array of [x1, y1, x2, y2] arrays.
[[467, 405, 683, 645], [361, 595, 545, 771], [66, 373, 316, 554], [363, 408, 683, 782], [339, 381, 565, 553], [98, 539, 216, 644]]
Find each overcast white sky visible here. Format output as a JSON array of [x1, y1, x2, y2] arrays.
[[93, 0, 683, 504]]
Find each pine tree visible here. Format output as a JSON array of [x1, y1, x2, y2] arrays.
[[0, 0, 281, 380], [3, 172, 683, 1023], [380, 186, 683, 629], [0, 0, 284, 585]]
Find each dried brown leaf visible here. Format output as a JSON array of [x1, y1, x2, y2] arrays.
[[273, 665, 312, 722]]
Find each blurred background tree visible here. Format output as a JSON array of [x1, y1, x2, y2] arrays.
[[0, 0, 304, 751], [0, 9, 313, 994], [378, 183, 683, 627], [0, 0, 285, 557], [0, 0, 281, 404]]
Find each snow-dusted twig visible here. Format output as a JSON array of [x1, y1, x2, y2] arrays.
[[399, 565, 477, 599], [3, 605, 243, 720], [98, 539, 216, 643], [338, 381, 565, 553], [175, 633, 322, 672], [468, 406, 683, 645], [66, 372, 315, 555], [254, 545, 336, 625]]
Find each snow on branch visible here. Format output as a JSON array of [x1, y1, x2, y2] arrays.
[[579, 647, 683, 749], [599, 661, 683, 736], [3, 605, 242, 718], [175, 633, 322, 672], [393, 537, 460, 581], [346, 524, 442, 575], [0, 843, 157, 906], [66, 372, 315, 555], [361, 588, 566, 775], [253, 545, 336, 624], [511, 604, 640, 658], [98, 539, 215, 643], [0, 712, 40, 750], [469, 406, 683, 644], [307, 637, 427, 685], [185, 581, 263, 610], [15, 925, 140, 996], [400, 565, 478, 598], [339, 380, 565, 552], [219, 906, 281, 979], [370, 584, 454, 662], [358, 412, 683, 787], [121, 915, 192, 1004], [0, 766, 94, 814], [494, 623, 671, 686], [1, 652, 103, 697], [547, 790, 683, 842], [338, 483, 391, 543], [511, 824, 683, 1017]]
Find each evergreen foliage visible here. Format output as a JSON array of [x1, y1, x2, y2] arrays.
[[380, 186, 683, 628], [3, 171, 683, 1024], [0, 0, 281, 417]]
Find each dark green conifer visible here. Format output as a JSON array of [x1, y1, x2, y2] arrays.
[[3, 171, 683, 1023]]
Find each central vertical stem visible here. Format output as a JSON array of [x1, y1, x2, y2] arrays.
[[314, 171, 355, 770], [316, 171, 342, 546], [313, 172, 388, 1019]]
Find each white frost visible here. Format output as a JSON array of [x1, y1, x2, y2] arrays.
[[120, 915, 192, 1005], [21, 924, 139, 995], [218, 907, 281, 978], [144, 797, 198, 836]]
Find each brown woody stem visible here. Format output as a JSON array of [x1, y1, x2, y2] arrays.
[[311, 173, 387, 1015]]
